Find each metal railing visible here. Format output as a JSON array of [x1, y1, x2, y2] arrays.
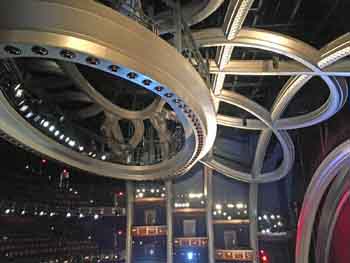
[[180, 15, 212, 88], [96, 0, 159, 34], [97, 0, 211, 88]]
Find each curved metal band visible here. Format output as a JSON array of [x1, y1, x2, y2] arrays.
[[0, 0, 217, 180], [202, 90, 295, 183], [316, 170, 350, 263], [60, 62, 166, 120], [296, 140, 350, 263], [198, 28, 348, 183]]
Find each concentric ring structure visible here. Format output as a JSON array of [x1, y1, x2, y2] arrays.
[[0, 0, 217, 180], [194, 28, 349, 183]]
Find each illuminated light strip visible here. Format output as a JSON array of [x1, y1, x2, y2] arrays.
[[212, 0, 255, 95]]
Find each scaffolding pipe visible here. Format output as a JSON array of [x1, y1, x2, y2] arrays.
[[205, 166, 215, 263], [166, 180, 174, 263], [126, 181, 134, 263]]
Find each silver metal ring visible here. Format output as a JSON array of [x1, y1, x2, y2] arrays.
[[0, 0, 217, 180], [197, 28, 348, 183]]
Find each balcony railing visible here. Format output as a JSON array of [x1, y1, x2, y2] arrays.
[[132, 225, 167, 237], [215, 249, 253, 261], [174, 237, 208, 248]]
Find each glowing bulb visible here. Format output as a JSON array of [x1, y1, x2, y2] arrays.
[[187, 252, 194, 260], [236, 202, 244, 209], [20, 105, 29, 112], [215, 204, 222, 210], [15, 89, 24, 98]]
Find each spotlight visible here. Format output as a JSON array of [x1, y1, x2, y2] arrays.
[[49, 125, 55, 132], [215, 204, 222, 210], [25, 112, 34, 118], [66, 212, 71, 218], [43, 121, 50, 127], [236, 202, 244, 209], [187, 252, 194, 260], [15, 89, 24, 98], [94, 214, 99, 220], [20, 105, 29, 112]]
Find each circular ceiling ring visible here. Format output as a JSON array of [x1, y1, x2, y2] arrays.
[[198, 28, 348, 131], [296, 140, 350, 263], [0, 0, 217, 180], [202, 90, 295, 183], [316, 169, 350, 263], [197, 28, 348, 183], [59, 62, 166, 120]]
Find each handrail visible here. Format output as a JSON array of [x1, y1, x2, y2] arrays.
[[181, 14, 212, 88]]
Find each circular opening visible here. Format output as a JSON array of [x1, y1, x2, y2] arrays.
[[0, 58, 187, 166]]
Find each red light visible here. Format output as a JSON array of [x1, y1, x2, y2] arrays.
[[41, 159, 47, 164], [262, 255, 268, 262], [260, 250, 265, 254], [118, 192, 124, 197], [117, 230, 123, 235]]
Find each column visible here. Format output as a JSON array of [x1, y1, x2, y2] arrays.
[[166, 180, 174, 263], [126, 181, 134, 263], [205, 166, 215, 263], [249, 183, 259, 263], [174, 0, 182, 52]]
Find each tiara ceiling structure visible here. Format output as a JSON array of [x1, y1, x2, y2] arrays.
[[0, 0, 217, 181]]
